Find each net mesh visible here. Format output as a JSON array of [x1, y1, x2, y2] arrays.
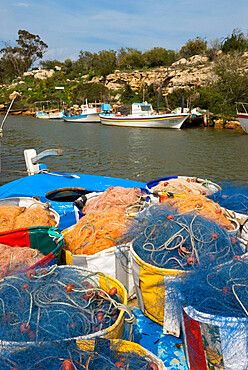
[[64, 208, 130, 255], [123, 204, 244, 270], [166, 256, 248, 370], [0, 204, 56, 232], [0, 339, 160, 369], [169, 256, 248, 318], [149, 178, 215, 196], [159, 194, 233, 230], [0, 244, 45, 278], [209, 182, 248, 215], [0, 265, 124, 343], [83, 186, 146, 216]]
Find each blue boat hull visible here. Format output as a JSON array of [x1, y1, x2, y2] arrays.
[[0, 172, 146, 230]]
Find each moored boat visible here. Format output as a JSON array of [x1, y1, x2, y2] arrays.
[[35, 111, 50, 119], [63, 101, 101, 122], [63, 113, 88, 122], [236, 102, 248, 134], [35, 110, 64, 119], [99, 102, 189, 129]]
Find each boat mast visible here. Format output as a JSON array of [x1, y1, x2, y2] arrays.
[[0, 92, 20, 178]]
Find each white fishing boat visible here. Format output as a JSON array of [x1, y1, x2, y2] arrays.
[[236, 102, 248, 134], [34, 100, 64, 120], [172, 106, 205, 118], [36, 111, 50, 119], [63, 101, 101, 123], [48, 110, 64, 119], [99, 102, 189, 129]]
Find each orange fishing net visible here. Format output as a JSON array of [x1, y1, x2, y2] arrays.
[[160, 195, 233, 230], [0, 205, 56, 232], [83, 186, 144, 215], [64, 208, 129, 255], [151, 178, 210, 195], [0, 205, 24, 232], [0, 243, 45, 278]]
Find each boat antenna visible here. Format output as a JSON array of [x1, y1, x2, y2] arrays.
[[0, 91, 21, 178], [181, 93, 184, 113]]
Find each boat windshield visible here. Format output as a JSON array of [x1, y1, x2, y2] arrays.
[[141, 105, 152, 112]]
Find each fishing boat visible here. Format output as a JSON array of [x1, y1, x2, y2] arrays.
[[63, 101, 101, 123], [236, 102, 248, 134], [34, 100, 64, 120], [99, 102, 189, 129], [36, 110, 64, 119]]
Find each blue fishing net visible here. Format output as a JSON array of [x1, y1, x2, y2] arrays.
[[169, 256, 248, 318], [124, 204, 244, 270], [209, 182, 248, 215], [0, 265, 123, 343], [0, 339, 160, 369]]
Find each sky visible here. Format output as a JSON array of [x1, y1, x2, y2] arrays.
[[1, 0, 248, 62]]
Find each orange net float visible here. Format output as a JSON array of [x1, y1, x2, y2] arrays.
[[160, 194, 233, 230], [63, 208, 129, 255]]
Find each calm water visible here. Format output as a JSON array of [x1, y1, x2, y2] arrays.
[[0, 115, 248, 187]]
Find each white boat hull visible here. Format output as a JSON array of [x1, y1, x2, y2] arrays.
[[36, 111, 64, 119], [237, 113, 248, 134], [49, 111, 64, 119], [99, 113, 189, 129], [36, 112, 49, 119]]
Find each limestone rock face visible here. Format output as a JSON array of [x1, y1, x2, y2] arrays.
[[225, 120, 243, 130], [23, 69, 55, 79], [18, 53, 248, 97], [214, 119, 224, 129], [91, 54, 219, 95], [214, 119, 242, 130]]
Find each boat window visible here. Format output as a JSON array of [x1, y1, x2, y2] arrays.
[[141, 105, 152, 112]]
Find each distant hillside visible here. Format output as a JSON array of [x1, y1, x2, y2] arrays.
[[1, 51, 248, 129]]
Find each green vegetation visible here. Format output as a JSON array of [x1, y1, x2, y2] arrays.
[[72, 83, 110, 105], [198, 52, 248, 118], [1, 29, 248, 120], [179, 37, 207, 58], [0, 30, 48, 83], [221, 29, 248, 54]]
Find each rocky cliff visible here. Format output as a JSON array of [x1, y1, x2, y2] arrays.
[[91, 55, 218, 95]]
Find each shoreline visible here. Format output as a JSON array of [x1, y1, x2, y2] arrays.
[[0, 109, 243, 130]]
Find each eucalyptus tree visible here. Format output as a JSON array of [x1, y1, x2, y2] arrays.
[[0, 30, 48, 81]]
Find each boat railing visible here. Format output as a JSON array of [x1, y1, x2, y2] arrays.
[[236, 102, 248, 114]]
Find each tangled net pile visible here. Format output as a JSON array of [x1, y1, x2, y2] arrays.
[[0, 265, 123, 342], [149, 178, 214, 196], [124, 204, 244, 270], [170, 256, 248, 318], [64, 208, 129, 255], [83, 186, 146, 215], [0, 339, 159, 369], [0, 244, 45, 278], [0, 204, 56, 232], [160, 194, 233, 230], [209, 184, 248, 215]]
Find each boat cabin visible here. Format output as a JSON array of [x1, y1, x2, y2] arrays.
[[131, 102, 154, 116]]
